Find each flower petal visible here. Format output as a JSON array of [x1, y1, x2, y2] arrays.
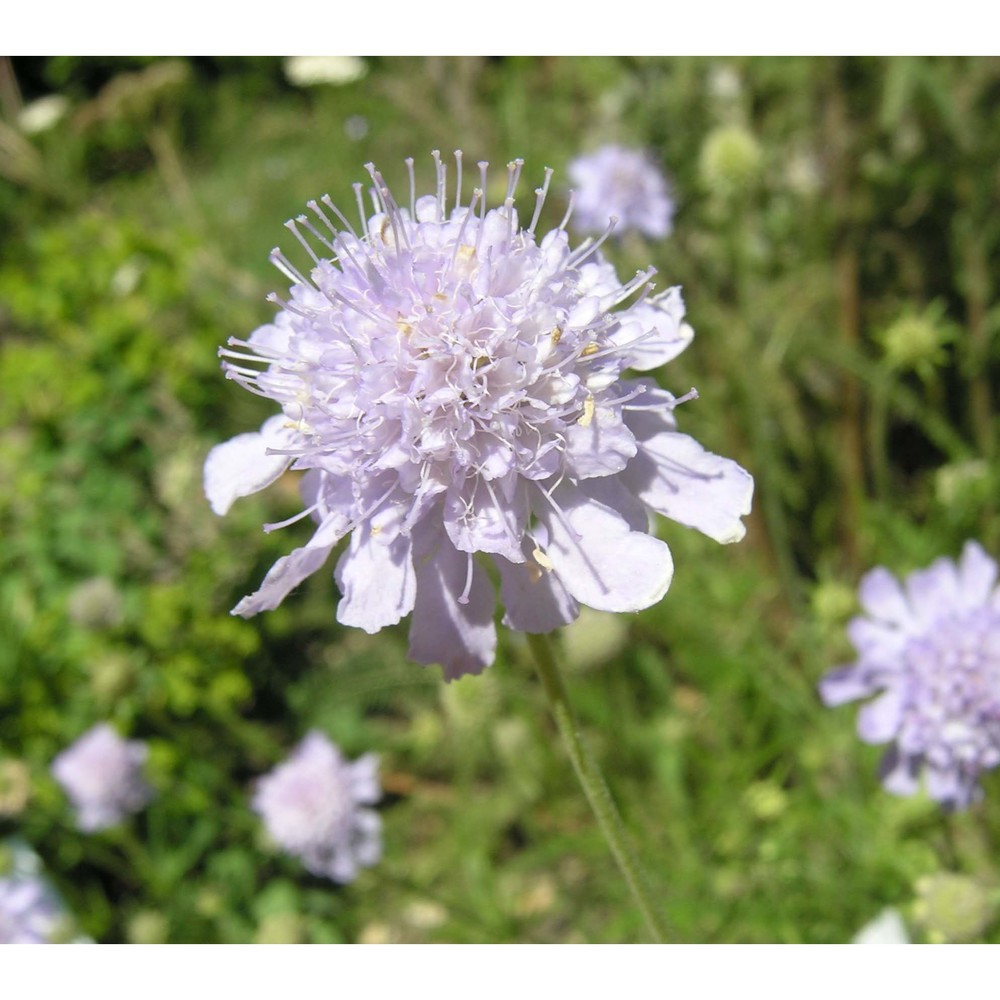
[[407, 526, 497, 680], [334, 508, 416, 634], [624, 430, 753, 544], [562, 406, 638, 479], [443, 476, 527, 563], [958, 541, 998, 608], [818, 664, 878, 707], [204, 414, 297, 516], [857, 688, 904, 744], [232, 515, 345, 617], [535, 481, 673, 613], [612, 287, 693, 372], [495, 547, 580, 633], [858, 567, 911, 626]]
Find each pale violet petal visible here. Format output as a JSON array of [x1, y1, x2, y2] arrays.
[[858, 567, 912, 626], [906, 560, 961, 619], [818, 665, 878, 707], [958, 541, 998, 608], [495, 548, 580, 633], [334, 509, 416, 634], [857, 688, 904, 744], [535, 481, 673, 614], [624, 431, 753, 544], [853, 909, 910, 945], [204, 414, 296, 516], [562, 406, 638, 479], [443, 476, 527, 563], [232, 515, 345, 617], [612, 288, 693, 372], [407, 526, 497, 680]]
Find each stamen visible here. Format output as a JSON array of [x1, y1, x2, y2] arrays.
[[558, 191, 576, 231], [458, 552, 475, 605], [431, 149, 445, 221], [320, 194, 359, 238], [269, 249, 312, 288], [352, 182, 368, 236], [295, 214, 337, 255], [454, 150, 463, 212], [528, 168, 553, 235], [504, 158, 524, 202], [284, 219, 320, 265], [390, 163, 408, 226], [566, 215, 618, 268], [263, 502, 320, 533]]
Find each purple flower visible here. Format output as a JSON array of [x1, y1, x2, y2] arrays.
[[205, 152, 753, 679], [252, 732, 381, 883], [0, 875, 62, 944], [820, 542, 1000, 810], [51, 724, 153, 832], [567, 145, 674, 240]]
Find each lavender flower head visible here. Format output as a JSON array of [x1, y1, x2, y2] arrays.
[[204, 152, 752, 679], [252, 732, 381, 883], [567, 145, 674, 240], [51, 723, 153, 832], [0, 874, 63, 944], [820, 542, 1000, 810]]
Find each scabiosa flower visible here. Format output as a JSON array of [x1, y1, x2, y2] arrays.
[[820, 542, 1000, 810], [0, 874, 63, 944], [252, 732, 381, 883], [567, 145, 674, 239], [205, 152, 753, 679], [51, 723, 153, 832]]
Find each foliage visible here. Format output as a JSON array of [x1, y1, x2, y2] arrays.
[[2, 55, 1000, 943]]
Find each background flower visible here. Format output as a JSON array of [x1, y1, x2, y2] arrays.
[[567, 145, 675, 239], [252, 732, 381, 883], [820, 542, 1000, 810], [51, 724, 153, 832]]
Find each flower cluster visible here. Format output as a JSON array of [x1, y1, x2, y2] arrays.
[[820, 541, 1000, 810], [252, 732, 381, 883], [51, 724, 153, 832], [0, 874, 62, 944], [205, 152, 753, 679], [567, 145, 674, 239]]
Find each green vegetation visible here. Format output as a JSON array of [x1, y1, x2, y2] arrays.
[[3, 56, 1000, 943]]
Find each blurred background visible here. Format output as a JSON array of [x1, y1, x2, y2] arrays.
[[2, 55, 1000, 943]]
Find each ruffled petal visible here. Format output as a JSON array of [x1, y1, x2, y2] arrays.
[[857, 689, 904, 744], [407, 526, 497, 680], [204, 414, 297, 516], [623, 431, 753, 544], [562, 406, 638, 479], [879, 747, 921, 797], [495, 546, 580, 633], [232, 515, 345, 617], [858, 567, 912, 626], [958, 541, 999, 608], [334, 507, 416, 634], [535, 481, 673, 613], [443, 476, 527, 564], [847, 616, 905, 658], [818, 664, 879, 707], [612, 287, 693, 372], [906, 560, 961, 620]]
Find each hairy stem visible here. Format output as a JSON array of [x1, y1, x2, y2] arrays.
[[526, 630, 669, 943]]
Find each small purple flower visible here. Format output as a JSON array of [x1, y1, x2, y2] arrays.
[[205, 152, 752, 679], [820, 541, 1000, 810], [568, 145, 674, 240], [252, 732, 381, 883], [51, 724, 153, 832], [0, 875, 62, 944]]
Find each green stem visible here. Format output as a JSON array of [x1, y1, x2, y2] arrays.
[[526, 631, 669, 943]]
